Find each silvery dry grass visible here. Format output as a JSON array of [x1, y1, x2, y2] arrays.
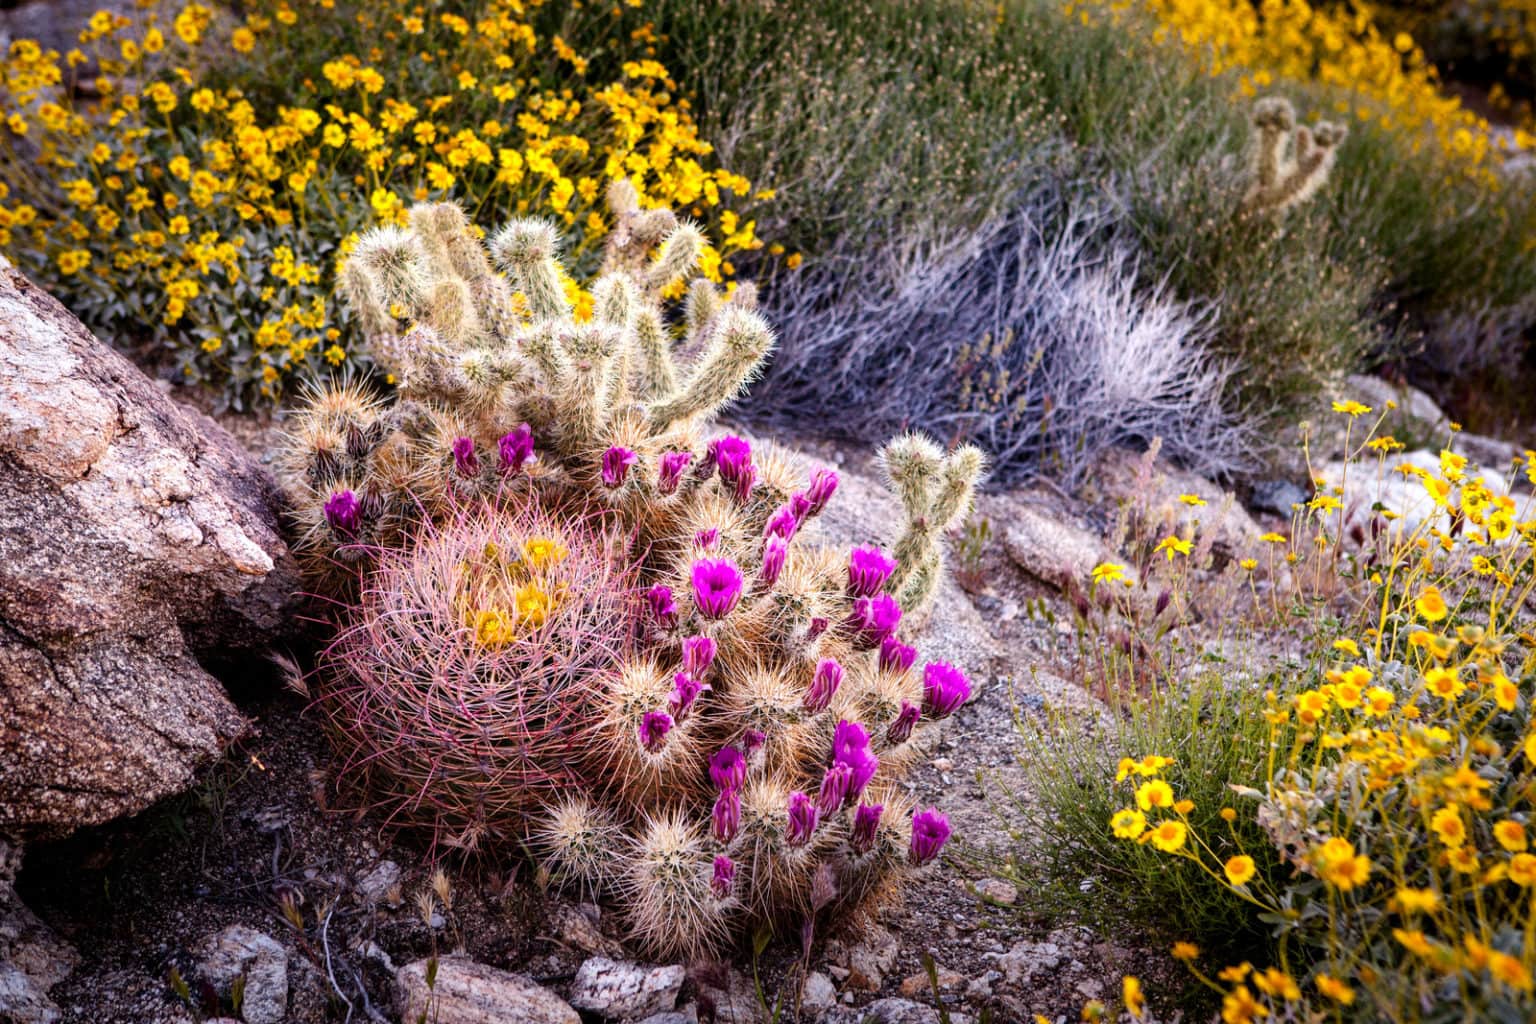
[[751, 176, 1253, 486]]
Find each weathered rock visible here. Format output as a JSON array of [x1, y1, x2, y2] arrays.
[[693, 967, 765, 1024], [997, 500, 1114, 592], [569, 957, 685, 1020], [899, 967, 964, 998], [0, 840, 77, 1024], [800, 972, 837, 1014], [998, 938, 1063, 986], [973, 879, 1018, 906], [0, 264, 297, 839], [823, 998, 972, 1024], [635, 1010, 698, 1024], [194, 925, 288, 1024], [551, 902, 625, 958], [840, 924, 900, 992], [352, 859, 402, 907], [394, 957, 579, 1024]]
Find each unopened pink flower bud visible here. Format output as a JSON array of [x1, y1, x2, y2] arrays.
[[803, 658, 843, 714], [761, 536, 787, 586], [657, 450, 693, 494], [886, 701, 920, 745], [601, 445, 637, 488], [638, 710, 673, 753], [786, 791, 818, 847]]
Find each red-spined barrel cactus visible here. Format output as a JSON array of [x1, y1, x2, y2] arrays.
[[281, 182, 986, 959]]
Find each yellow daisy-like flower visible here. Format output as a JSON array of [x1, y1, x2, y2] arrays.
[[1146, 820, 1187, 852], [1393, 887, 1440, 914], [1332, 638, 1361, 657], [1170, 941, 1200, 962], [1490, 951, 1533, 993], [1135, 779, 1174, 811], [1315, 974, 1355, 1005], [1153, 535, 1193, 561], [1090, 562, 1130, 587], [1509, 853, 1536, 886], [1431, 805, 1466, 848], [1177, 493, 1207, 507], [1394, 928, 1433, 956], [1110, 808, 1147, 839], [1424, 667, 1465, 702], [1415, 586, 1449, 622], [1494, 820, 1527, 852], [1332, 399, 1371, 417], [1224, 855, 1256, 887], [1260, 532, 1287, 543], [1122, 976, 1145, 1018]]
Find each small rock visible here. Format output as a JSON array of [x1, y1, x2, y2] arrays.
[[1000, 502, 1114, 591], [826, 966, 851, 983], [974, 879, 1018, 906], [844, 925, 899, 992], [635, 1009, 698, 1024], [694, 968, 765, 1024], [801, 972, 837, 1013], [194, 925, 288, 1024], [824, 998, 972, 1024], [1247, 479, 1307, 517], [552, 903, 625, 958], [965, 970, 1000, 1002], [998, 940, 1062, 986], [930, 757, 954, 772], [999, 599, 1020, 622], [899, 967, 963, 998], [569, 957, 685, 1020], [353, 860, 402, 907], [394, 957, 578, 1024]]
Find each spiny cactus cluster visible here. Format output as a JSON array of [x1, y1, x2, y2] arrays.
[[279, 181, 986, 959], [1240, 96, 1347, 216]]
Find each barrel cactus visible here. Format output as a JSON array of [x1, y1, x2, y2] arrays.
[[280, 181, 984, 958]]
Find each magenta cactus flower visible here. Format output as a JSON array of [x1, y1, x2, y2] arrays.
[[851, 803, 883, 855], [805, 468, 839, 515], [922, 662, 971, 718], [638, 710, 673, 753], [788, 491, 813, 522], [668, 672, 709, 722], [803, 658, 843, 714], [712, 788, 741, 843], [807, 616, 830, 642], [908, 807, 951, 866], [785, 791, 818, 847], [742, 729, 766, 756], [816, 762, 852, 816], [886, 701, 921, 745], [711, 435, 753, 485], [832, 720, 879, 799], [694, 527, 719, 550], [765, 505, 799, 541], [760, 536, 787, 586], [682, 635, 717, 677], [645, 584, 678, 630], [451, 436, 479, 477], [324, 489, 361, 537], [601, 445, 638, 488], [879, 637, 917, 674], [711, 855, 736, 899], [498, 423, 536, 473], [847, 594, 902, 649], [691, 558, 743, 619], [657, 450, 692, 495], [848, 546, 897, 598], [731, 462, 757, 504], [709, 745, 746, 792]]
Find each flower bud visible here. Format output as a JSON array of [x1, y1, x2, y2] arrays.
[[761, 536, 787, 586], [682, 635, 717, 676], [886, 701, 920, 745], [601, 445, 637, 488], [709, 745, 746, 792], [786, 791, 818, 847], [803, 658, 843, 714], [638, 710, 673, 753], [451, 436, 479, 477], [805, 468, 839, 515], [324, 489, 361, 537], [645, 584, 678, 630], [711, 855, 735, 899], [879, 637, 916, 674], [908, 807, 950, 866], [497, 423, 536, 474], [657, 450, 693, 495], [851, 802, 883, 855], [712, 789, 740, 843]]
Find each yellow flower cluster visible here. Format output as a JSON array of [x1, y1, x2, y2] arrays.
[[462, 535, 569, 649], [0, 0, 768, 402], [1069, 0, 1535, 187], [1105, 402, 1536, 1020]]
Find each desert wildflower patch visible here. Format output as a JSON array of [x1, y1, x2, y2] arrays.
[[1077, 403, 1536, 1019], [0, 0, 765, 404]]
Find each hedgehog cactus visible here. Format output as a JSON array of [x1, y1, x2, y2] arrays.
[[1240, 96, 1347, 216], [280, 181, 985, 959]]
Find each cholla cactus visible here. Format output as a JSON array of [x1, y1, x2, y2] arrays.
[[281, 183, 984, 960], [1240, 96, 1347, 216]]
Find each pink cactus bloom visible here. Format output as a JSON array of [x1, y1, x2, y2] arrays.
[[922, 662, 971, 718], [851, 802, 884, 855], [601, 446, 638, 488], [803, 659, 844, 714], [497, 423, 536, 473], [909, 807, 951, 866], [786, 791, 819, 848], [691, 558, 743, 620], [638, 710, 673, 753]]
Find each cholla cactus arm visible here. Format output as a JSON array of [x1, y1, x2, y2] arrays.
[[896, 548, 944, 615], [351, 226, 429, 320], [648, 307, 774, 431], [490, 217, 571, 322], [634, 307, 679, 400], [520, 321, 571, 389], [645, 222, 704, 295], [560, 323, 620, 449], [931, 444, 986, 532], [879, 433, 944, 520], [423, 276, 485, 348], [592, 274, 637, 329], [684, 278, 722, 341], [1242, 96, 1346, 215], [339, 257, 396, 348], [424, 202, 497, 293]]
